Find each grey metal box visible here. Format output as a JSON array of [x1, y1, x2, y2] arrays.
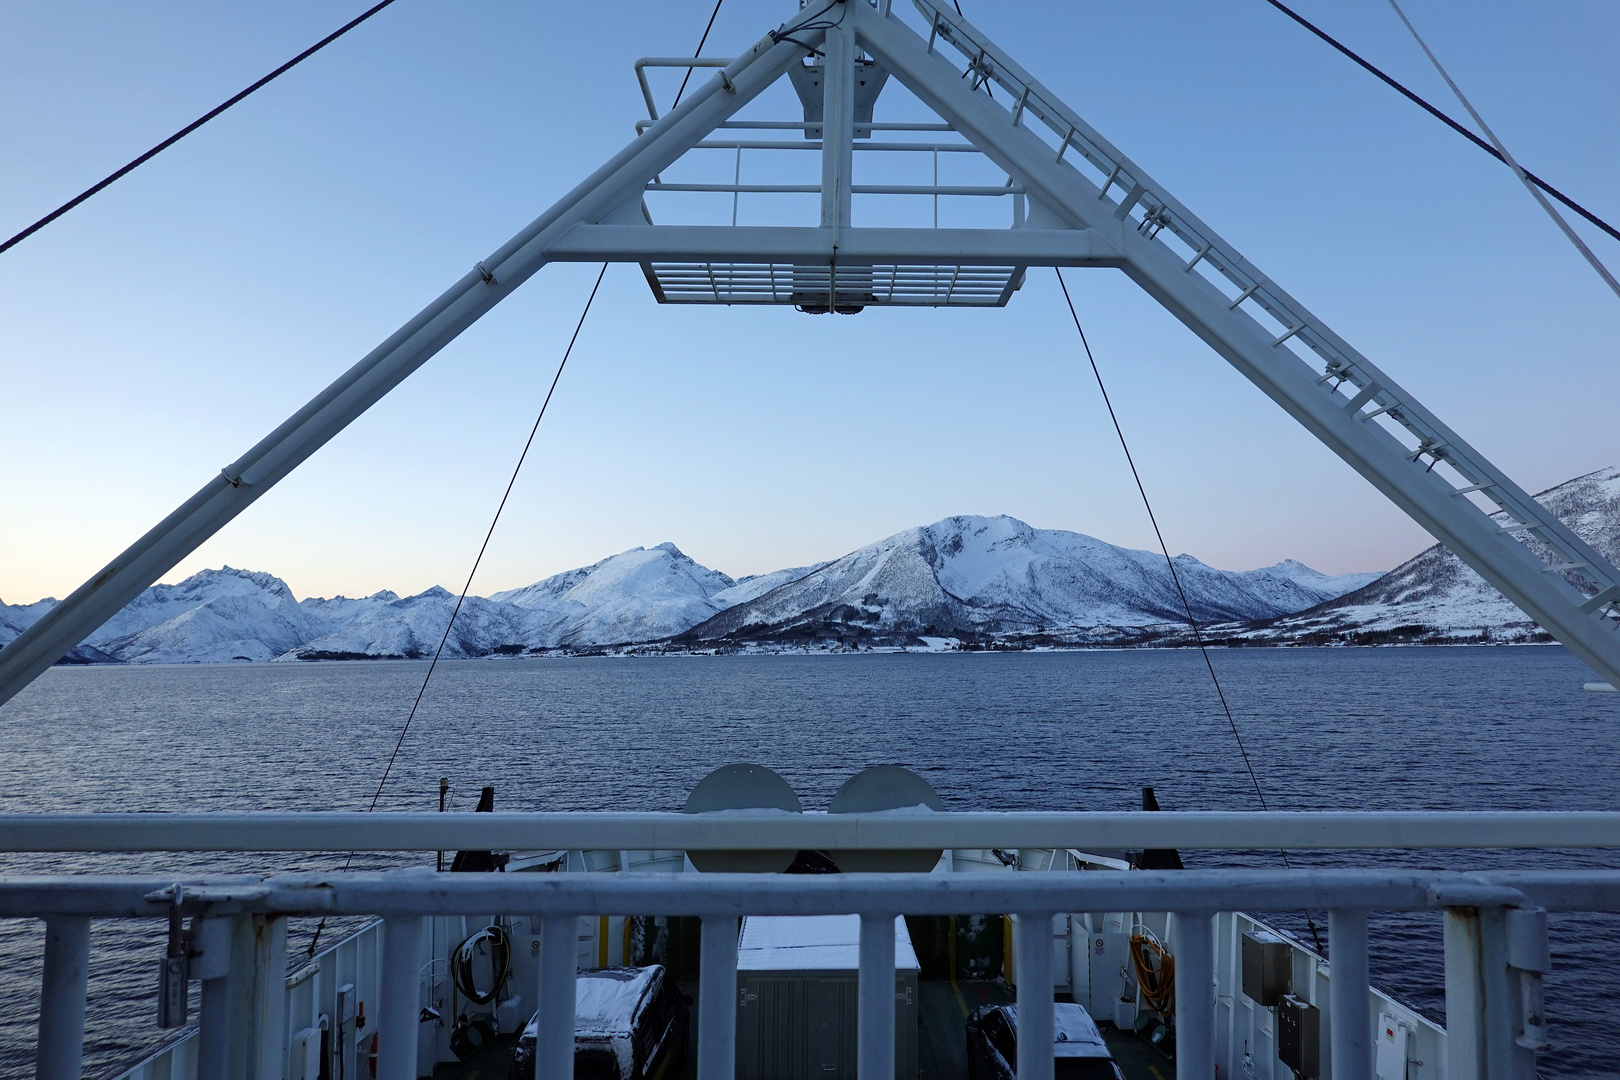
[[1278, 994, 1320, 1078], [1241, 930, 1292, 1006], [735, 915, 919, 1080]]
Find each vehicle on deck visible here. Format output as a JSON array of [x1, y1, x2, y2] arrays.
[[966, 1002, 1125, 1080], [510, 964, 689, 1080]]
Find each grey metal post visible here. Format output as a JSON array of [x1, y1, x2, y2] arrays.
[[536, 915, 578, 1080], [248, 916, 288, 1080], [35, 916, 90, 1080], [1173, 912, 1214, 1080], [698, 915, 739, 1080], [1014, 912, 1054, 1080], [1443, 908, 1484, 1080], [858, 913, 896, 1080], [1329, 908, 1371, 1079], [1504, 907, 1549, 1077], [194, 915, 242, 1080], [377, 916, 425, 1080]]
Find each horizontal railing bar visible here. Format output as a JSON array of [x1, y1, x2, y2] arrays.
[[5, 810, 1620, 852], [647, 183, 1022, 195], [6, 868, 1607, 919], [691, 140, 982, 152]]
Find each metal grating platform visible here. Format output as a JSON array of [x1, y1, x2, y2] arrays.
[[641, 262, 1025, 311]]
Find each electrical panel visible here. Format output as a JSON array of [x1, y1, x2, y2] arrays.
[[289, 1027, 322, 1080], [1278, 995, 1320, 1078], [1241, 930, 1292, 1006]]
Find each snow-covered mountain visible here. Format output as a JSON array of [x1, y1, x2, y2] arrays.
[[491, 543, 737, 649], [1236, 465, 1620, 645], [0, 514, 1393, 663], [678, 515, 1378, 647]]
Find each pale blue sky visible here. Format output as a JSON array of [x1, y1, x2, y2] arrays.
[[2, 0, 1617, 605]]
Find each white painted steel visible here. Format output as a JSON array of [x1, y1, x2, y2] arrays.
[[249, 916, 288, 1080], [1443, 909, 1483, 1080], [377, 917, 424, 1080], [536, 915, 577, 1080], [1174, 912, 1215, 1080], [1329, 908, 1372, 1080], [857, 912, 896, 1080], [0, 14, 823, 708], [821, 22, 855, 231], [875, 0, 1620, 686], [6, 810, 1620, 854], [35, 916, 90, 1080], [698, 915, 739, 1080], [1014, 912, 1054, 1080]]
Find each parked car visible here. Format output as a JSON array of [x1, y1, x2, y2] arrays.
[[510, 965, 690, 1080], [966, 1003, 1126, 1080]]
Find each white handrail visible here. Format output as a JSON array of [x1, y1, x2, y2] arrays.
[[4, 809, 1620, 852]]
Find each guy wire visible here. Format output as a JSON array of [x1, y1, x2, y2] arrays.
[[1055, 268, 1326, 955], [306, 263, 608, 956]]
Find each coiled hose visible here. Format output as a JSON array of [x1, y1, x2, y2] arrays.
[[1130, 932, 1175, 1018], [451, 924, 512, 1005]]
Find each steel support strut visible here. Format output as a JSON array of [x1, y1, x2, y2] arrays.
[[853, 0, 1620, 687], [0, 20, 822, 709]]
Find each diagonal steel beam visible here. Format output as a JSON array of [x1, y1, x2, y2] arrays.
[[0, 26, 821, 708], [853, 0, 1620, 687]]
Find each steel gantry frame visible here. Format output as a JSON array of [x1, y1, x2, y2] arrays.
[[3, 0, 1619, 703]]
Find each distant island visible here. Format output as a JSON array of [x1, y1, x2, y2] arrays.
[[4, 465, 1615, 664]]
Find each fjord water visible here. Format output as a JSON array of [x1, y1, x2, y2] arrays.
[[1, 647, 1616, 1077]]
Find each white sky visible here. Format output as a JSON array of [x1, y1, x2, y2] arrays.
[[2, 0, 1618, 604]]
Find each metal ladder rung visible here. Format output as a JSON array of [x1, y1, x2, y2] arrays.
[[1499, 522, 1541, 534], [1451, 482, 1498, 495], [1227, 283, 1259, 309], [1544, 563, 1589, 573], [1359, 401, 1400, 421]]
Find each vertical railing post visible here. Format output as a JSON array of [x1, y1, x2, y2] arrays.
[[858, 913, 897, 1080], [698, 915, 739, 1080], [377, 916, 425, 1080], [195, 915, 244, 1079], [1444, 908, 1485, 1080], [537, 915, 579, 1080], [1329, 908, 1371, 1080], [248, 915, 288, 1080], [35, 916, 91, 1080], [1014, 912, 1054, 1080], [1174, 911, 1215, 1080]]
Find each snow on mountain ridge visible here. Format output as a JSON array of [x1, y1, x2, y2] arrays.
[[2, 511, 1403, 662]]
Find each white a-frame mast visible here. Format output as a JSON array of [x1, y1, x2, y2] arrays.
[[4, 0, 1618, 704]]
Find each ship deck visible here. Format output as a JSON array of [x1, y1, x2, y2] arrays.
[[432, 980, 1174, 1080]]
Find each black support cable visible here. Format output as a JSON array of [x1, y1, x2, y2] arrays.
[[305, 263, 609, 957], [1056, 269, 1326, 955], [671, 0, 726, 111], [0, 0, 402, 258], [1261, 0, 1620, 245]]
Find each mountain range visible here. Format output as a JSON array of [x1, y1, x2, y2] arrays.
[[3, 464, 1613, 664]]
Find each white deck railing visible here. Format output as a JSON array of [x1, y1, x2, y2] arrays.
[[5, 810, 1620, 1080]]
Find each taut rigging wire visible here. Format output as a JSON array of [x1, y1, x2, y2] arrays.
[[1055, 268, 1326, 955], [0, 0, 402, 257], [1380, 0, 1620, 301], [1260, 0, 1620, 247], [305, 262, 608, 956], [672, 0, 726, 111]]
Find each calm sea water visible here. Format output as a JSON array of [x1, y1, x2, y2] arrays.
[[1, 646, 1617, 1077]]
